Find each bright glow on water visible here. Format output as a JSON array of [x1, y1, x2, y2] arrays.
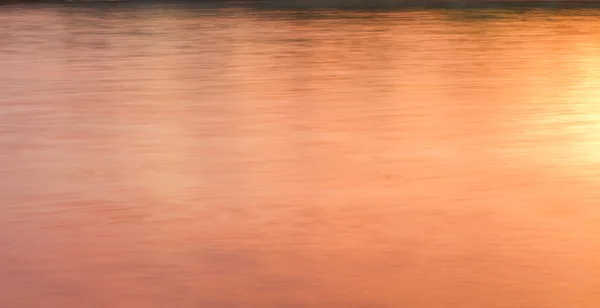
[[2, 4, 600, 307]]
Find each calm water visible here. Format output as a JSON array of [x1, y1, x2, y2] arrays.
[[2, 4, 600, 307]]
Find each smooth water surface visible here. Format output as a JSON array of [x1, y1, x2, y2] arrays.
[[2, 4, 600, 307]]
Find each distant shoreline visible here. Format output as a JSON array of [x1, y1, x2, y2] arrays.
[[3, 0, 600, 8]]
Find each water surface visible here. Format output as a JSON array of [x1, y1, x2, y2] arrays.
[[2, 4, 600, 307]]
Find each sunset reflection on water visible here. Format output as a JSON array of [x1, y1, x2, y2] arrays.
[[2, 5, 600, 307]]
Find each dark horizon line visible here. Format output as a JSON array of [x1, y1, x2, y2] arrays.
[[4, 0, 600, 9]]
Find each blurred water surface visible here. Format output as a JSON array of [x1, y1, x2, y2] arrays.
[[2, 4, 600, 307]]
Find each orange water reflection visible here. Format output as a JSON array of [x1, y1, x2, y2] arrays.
[[2, 6, 600, 308]]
